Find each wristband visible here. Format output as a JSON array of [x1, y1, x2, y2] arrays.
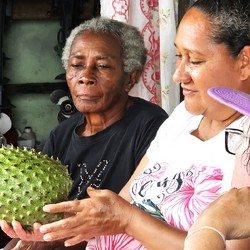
[[185, 226, 226, 245]]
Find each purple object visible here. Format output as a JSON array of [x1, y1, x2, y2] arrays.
[[208, 87, 250, 116]]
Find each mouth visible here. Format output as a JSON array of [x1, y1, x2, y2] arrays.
[[181, 85, 197, 96], [76, 94, 101, 101]]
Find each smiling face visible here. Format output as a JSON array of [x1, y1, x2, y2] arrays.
[[173, 8, 245, 119], [66, 31, 134, 115]]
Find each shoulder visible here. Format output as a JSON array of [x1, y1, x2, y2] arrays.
[[43, 112, 83, 154], [51, 112, 83, 133], [154, 101, 200, 135], [131, 97, 168, 117]]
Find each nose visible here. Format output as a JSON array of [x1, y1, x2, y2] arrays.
[[172, 61, 191, 84], [79, 76, 94, 85], [78, 67, 95, 85]]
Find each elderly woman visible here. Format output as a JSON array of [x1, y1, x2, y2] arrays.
[[42, 17, 168, 201], [2, 0, 250, 249], [1, 17, 167, 249]]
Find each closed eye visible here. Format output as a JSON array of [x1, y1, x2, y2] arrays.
[[71, 63, 83, 68], [97, 64, 110, 69], [190, 60, 203, 65]]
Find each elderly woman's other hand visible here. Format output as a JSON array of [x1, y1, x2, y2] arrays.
[[39, 187, 133, 247], [5, 239, 85, 250]]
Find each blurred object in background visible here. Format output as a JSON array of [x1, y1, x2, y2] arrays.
[[50, 88, 77, 123], [0, 132, 7, 146], [17, 126, 36, 149], [0, 94, 18, 147]]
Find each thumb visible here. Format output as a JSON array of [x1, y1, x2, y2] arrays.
[[86, 187, 112, 198], [86, 186, 99, 197]]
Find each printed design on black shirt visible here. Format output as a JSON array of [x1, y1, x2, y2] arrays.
[[76, 160, 108, 198]]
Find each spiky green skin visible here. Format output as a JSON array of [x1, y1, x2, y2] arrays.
[[0, 146, 72, 231]]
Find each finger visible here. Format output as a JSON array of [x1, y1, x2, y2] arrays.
[[0, 220, 18, 238], [43, 200, 82, 214], [12, 221, 44, 241], [33, 222, 42, 232], [41, 214, 90, 242], [12, 221, 32, 241], [43, 226, 81, 242], [64, 235, 89, 247], [86, 187, 111, 198], [43, 230, 71, 242], [32, 223, 44, 241], [40, 215, 79, 235]]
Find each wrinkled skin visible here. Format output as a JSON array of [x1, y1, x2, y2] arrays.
[[184, 187, 250, 250], [2, 188, 134, 248], [66, 31, 138, 136]]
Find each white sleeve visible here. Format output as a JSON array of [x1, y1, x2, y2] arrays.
[[146, 101, 193, 161]]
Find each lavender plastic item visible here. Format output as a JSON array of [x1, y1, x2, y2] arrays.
[[208, 87, 250, 117]]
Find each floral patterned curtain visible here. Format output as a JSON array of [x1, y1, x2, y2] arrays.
[[100, 0, 180, 114]]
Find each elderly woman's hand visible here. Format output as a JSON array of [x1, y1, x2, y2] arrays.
[[39, 187, 133, 247], [5, 239, 85, 250], [0, 220, 44, 242]]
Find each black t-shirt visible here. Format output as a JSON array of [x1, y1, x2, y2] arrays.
[[42, 97, 168, 200]]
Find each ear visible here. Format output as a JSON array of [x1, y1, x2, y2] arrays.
[[124, 70, 142, 93], [239, 46, 250, 80]]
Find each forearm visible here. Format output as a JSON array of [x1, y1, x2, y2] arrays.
[[184, 229, 225, 250], [184, 230, 250, 250], [226, 238, 250, 250], [184, 188, 250, 250], [125, 204, 186, 250]]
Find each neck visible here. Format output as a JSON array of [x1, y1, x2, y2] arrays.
[[192, 112, 243, 141], [78, 97, 133, 136]]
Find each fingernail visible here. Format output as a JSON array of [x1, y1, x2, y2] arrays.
[[33, 224, 40, 230], [65, 241, 72, 247], [43, 205, 50, 212], [40, 226, 46, 233], [43, 234, 52, 241]]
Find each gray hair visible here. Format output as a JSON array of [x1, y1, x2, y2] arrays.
[[61, 17, 147, 73], [191, 0, 250, 57]]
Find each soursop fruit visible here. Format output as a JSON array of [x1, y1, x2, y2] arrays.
[[0, 146, 72, 231]]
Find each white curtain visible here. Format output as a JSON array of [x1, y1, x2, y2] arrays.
[[100, 0, 180, 115]]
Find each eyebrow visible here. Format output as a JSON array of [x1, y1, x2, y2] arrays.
[[174, 43, 205, 56], [70, 54, 113, 60]]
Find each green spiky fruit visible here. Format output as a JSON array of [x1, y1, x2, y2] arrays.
[[0, 146, 72, 231]]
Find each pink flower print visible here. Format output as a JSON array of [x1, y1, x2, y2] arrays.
[[86, 234, 146, 250], [159, 165, 223, 231]]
